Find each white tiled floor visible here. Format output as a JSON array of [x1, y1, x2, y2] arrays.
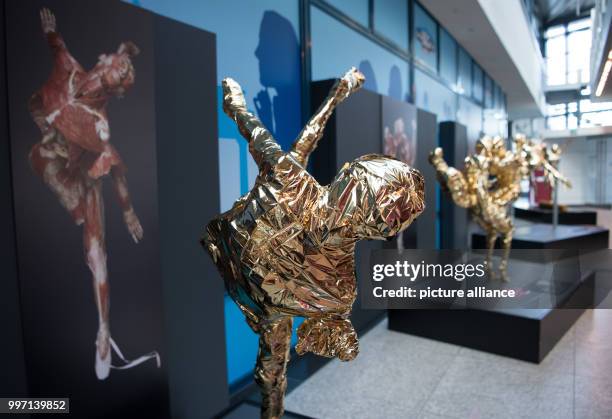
[[285, 310, 612, 419]]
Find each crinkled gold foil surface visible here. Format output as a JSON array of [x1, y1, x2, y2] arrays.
[[202, 68, 425, 418], [429, 135, 570, 279]]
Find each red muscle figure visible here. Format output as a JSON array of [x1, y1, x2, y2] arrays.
[[28, 9, 158, 380]]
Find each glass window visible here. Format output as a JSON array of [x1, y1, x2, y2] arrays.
[[311, 6, 410, 101], [325, 0, 369, 26], [580, 111, 612, 127], [547, 56, 566, 85], [439, 28, 457, 85], [568, 18, 590, 32], [546, 35, 566, 57], [545, 18, 593, 85], [457, 47, 472, 96], [545, 25, 565, 38], [580, 99, 612, 112], [472, 63, 483, 103], [568, 114, 578, 129], [567, 29, 591, 83], [548, 115, 567, 130], [547, 103, 567, 116], [413, 3, 438, 72], [374, 0, 409, 50], [484, 75, 493, 108]]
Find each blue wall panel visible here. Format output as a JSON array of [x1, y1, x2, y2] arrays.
[[415, 68, 457, 122], [311, 5, 410, 102]]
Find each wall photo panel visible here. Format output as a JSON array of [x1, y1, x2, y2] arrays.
[[382, 96, 418, 249], [3, 1, 225, 417]]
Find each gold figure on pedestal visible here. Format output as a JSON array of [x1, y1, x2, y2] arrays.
[[202, 68, 425, 419], [429, 135, 570, 280]]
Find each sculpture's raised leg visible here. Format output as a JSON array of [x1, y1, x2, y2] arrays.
[[254, 316, 293, 419], [290, 67, 364, 167]]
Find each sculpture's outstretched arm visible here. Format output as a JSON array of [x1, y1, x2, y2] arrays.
[[40, 9, 78, 73], [429, 148, 475, 208], [290, 68, 364, 167], [541, 160, 572, 188], [222, 78, 282, 169]]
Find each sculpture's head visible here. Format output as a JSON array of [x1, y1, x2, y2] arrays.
[[328, 154, 425, 240], [96, 42, 140, 98]]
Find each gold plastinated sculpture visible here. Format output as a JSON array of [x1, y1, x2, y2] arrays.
[[202, 68, 425, 419], [429, 135, 571, 280]]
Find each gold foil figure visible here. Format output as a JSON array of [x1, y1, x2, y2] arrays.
[[202, 68, 425, 418], [429, 135, 570, 280]]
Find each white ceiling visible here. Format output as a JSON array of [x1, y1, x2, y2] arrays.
[[418, 0, 545, 118]]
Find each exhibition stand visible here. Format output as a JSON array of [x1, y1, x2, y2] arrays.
[[438, 121, 469, 249], [514, 205, 599, 225], [472, 224, 610, 249], [389, 257, 596, 362]]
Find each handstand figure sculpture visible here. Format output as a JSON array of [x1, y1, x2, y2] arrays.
[[28, 9, 159, 380], [429, 135, 570, 280], [203, 68, 425, 418]]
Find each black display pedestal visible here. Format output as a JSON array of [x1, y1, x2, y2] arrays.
[[514, 206, 598, 225], [439, 121, 469, 249], [388, 271, 595, 363], [472, 224, 609, 250], [415, 108, 438, 249]]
